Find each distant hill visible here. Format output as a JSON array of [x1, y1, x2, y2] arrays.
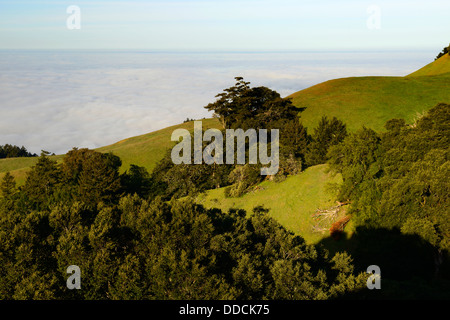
[[0, 118, 221, 185], [289, 54, 450, 132], [406, 53, 450, 77], [94, 118, 221, 174]]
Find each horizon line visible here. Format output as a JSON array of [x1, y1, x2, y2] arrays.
[[0, 47, 438, 54]]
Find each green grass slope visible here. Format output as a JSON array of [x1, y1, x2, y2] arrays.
[[406, 53, 450, 77], [289, 58, 450, 132], [196, 164, 351, 244], [0, 118, 221, 185], [95, 118, 221, 174], [0, 155, 64, 186]]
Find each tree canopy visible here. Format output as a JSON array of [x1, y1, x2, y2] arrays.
[[435, 43, 450, 60], [328, 103, 450, 254], [0, 144, 37, 159], [204, 77, 301, 130]]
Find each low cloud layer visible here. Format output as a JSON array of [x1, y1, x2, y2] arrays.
[[0, 50, 432, 155]]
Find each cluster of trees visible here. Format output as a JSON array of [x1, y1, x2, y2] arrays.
[[327, 103, 450, 292], [328, 103, 449, 249], [0, 144, 37, 159], [435, 44, 450, 60], [0, 150, 368, 299]]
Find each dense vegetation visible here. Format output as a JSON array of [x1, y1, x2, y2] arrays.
[[0, 144, 37, 159], [328, 103, 449, 249], [0, 150, 368, 299], [326, 103, 450, 297]]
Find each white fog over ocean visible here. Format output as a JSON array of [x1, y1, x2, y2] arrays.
[[0, 50, 435, 155]]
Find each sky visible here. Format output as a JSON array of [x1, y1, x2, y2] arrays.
[[0, 1, 449, 155], [0, 0, 449, 51]]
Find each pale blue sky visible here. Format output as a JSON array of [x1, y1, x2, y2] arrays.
[[0, 0, 449, 51]]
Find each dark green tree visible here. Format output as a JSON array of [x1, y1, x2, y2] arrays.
[[1, 172, 16, 199], [327, 126, 381, 202], [204, 77, 300, 130], [305, 116, 347, 166], [120, 164, 152, 198], [22, 151, 62, 210], [435, 43, 450, 60], [0, 144, 37, 159], [61, 148, 122, 208]]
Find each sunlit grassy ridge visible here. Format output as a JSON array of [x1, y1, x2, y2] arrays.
[[406, 53, 450, 77], [289, 55, 450, 132], [95, 118, 221, 174], [0, 155, 63, 185]]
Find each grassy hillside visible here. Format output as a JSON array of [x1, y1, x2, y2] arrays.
[[196, 164, 352, 244], [289, 57, 450, 132], [95, 118, 221, 173], [0, 118, 221, 185], [406, 53, 450, 77]]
